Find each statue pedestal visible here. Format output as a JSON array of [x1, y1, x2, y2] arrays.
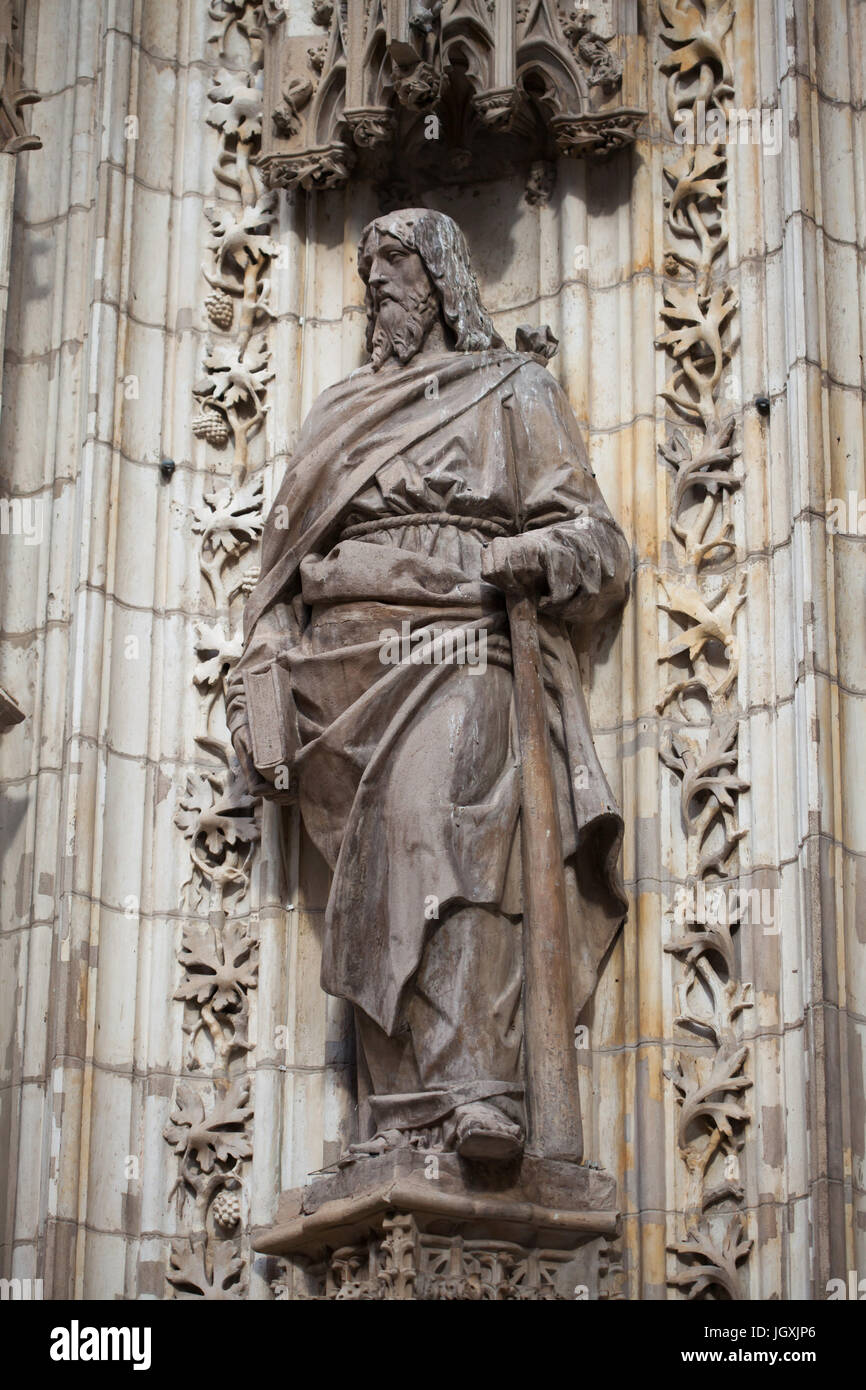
[[254, 1151, 621, 1300]]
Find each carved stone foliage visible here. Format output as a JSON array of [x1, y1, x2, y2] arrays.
[[168, 1238, 248, 1300], [0, 1, 40, 153], [259, 1, 645, 192], [176, 918, 259, 1067], [268, 1213, 620, 1301], [164, 1077, 253, 1297], [656, 0, 753, 1299], [166, 1079, 253, 1203], [165, 0, 276, 1299]]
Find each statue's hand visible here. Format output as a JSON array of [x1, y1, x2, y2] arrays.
[[481, 533, 548, 596], [231, 721, 279, 800]]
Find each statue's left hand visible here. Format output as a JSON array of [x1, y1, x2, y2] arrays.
[[232, 721, 283, 801]]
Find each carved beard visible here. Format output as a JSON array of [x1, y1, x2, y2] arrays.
[[369, 289, 440, 371]]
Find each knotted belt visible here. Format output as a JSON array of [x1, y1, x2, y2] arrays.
[[338, 511, 512, 543]]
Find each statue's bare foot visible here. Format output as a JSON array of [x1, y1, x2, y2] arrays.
[[453, 1103, 523, 1162], [341, 1128, 403, 1162]]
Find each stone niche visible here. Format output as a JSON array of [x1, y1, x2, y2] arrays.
[[256, 1149, 623, 1300], [259, 0, 646, 197]]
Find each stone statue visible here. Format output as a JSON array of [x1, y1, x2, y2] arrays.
[[228, 208, 629, 1173]]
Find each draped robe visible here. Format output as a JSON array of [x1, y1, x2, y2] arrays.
[[228, 346, 630, 1140]]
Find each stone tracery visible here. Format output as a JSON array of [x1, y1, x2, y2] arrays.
[[259, 1, 645, 191]]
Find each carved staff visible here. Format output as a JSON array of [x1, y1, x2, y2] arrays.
[[507, 590, 583, 1163], [499, 362, 583, 1164]]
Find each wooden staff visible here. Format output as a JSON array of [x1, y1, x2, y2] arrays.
[[507, 589, 583, 1163]]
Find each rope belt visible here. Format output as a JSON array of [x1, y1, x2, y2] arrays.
[[338, 511, 511, 542]]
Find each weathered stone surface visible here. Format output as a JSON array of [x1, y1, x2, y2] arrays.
[[226, 208, 629, 1210], [259, 1, 646, 191], [257, 1151, 619, 1302], [258, 1150, 617, 1256], [0, 0, 862, 1304]]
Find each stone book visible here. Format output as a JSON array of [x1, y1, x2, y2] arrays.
[[243, 662, 297, 776]]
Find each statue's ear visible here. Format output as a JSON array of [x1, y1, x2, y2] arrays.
[[514, 323, 559, 363]]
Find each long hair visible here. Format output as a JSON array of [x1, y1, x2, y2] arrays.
[[358, 208, 502, 354]]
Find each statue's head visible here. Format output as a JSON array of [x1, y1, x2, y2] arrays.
[[358, 208, 501, 370]]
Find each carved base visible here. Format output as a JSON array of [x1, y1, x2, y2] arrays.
[[255, 1151, 621, 1301], [258, 143, 355, 191], [550, 108, 646, 159]]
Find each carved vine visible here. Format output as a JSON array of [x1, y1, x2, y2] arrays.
[[165, 0, 277, 1299], [656, 0, 753, 1299]]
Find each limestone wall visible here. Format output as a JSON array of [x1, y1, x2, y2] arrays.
[[0, 0, 862, 1301]]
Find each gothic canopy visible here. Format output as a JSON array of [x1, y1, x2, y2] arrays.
[[258, 1, 646, 193]]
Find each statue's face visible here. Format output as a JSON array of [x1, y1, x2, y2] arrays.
[[366, 234, 433, 312], [364, 232, 441, 369]]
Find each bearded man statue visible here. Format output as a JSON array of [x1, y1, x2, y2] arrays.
[[227, 208, 629, 1169]]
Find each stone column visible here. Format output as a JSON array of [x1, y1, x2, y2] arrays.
[[0, 0, 40, 731]]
